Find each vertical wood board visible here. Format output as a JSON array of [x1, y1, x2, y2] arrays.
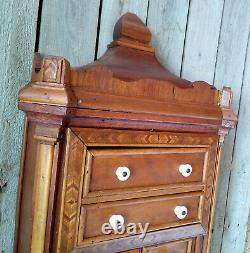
[[220, 29, 250, 253], [211, 1, 250, 252], [147, 0, 190, 76], [181, 0, 224, 83], [39, 0, 101, 66]]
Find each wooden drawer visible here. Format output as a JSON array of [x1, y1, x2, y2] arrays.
[[142, 239, 193, 253], [83, 148, 208, 200], [78, 193, 202, 243]]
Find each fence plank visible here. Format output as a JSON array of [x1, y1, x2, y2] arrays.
[[97, 0, 149, 58], [220, 29, 250, 253], [210, 1, 250, 252], [39, 0, 100, 66], [0, 0, 39, 252], [181, 0, 224, 83], [147, 0, 190, 76]]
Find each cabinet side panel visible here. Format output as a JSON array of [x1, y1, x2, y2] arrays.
[[16, 122, 38, 252], [15, 122, 64, 253], [54, 129, 86, 252]]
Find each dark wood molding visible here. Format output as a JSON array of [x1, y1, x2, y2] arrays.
[[218, 87, 237, 145]]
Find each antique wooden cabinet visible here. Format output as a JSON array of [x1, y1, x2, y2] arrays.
[[15, 13, 236, 253]]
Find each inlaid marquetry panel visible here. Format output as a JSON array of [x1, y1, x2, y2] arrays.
[[54, 129, 86, 252], [73, 128, 217, 147]]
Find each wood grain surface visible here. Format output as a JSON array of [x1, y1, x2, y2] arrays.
[[1, 0, 249, 252]]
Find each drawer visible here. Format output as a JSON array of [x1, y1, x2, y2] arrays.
[[78, 193, 202, 243], [83, 148, 208, 198], [142, 239, 193, 253]]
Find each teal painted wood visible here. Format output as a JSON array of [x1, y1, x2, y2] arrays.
[[220, 29, 250, 253], [147, 0, 190, 76], [211, 1, 250, 252], [39, 0, 101, 66], [97, 0, 149, 58], [181, 0, 224, 83], [0, 0, 39, 252]]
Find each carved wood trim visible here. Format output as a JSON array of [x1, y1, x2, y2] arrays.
[[218, 87, 237, 145], [19, 53, 76, 107]]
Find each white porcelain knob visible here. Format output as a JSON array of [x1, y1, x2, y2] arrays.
[[116, 166, 130, 181], [179, 164, 192, 177], [174, 206, 188, 219], [109, 214, 125, 231]]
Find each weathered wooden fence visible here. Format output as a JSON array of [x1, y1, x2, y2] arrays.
[[0, 0, 250, 252]]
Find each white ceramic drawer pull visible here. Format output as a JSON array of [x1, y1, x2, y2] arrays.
[[174, 206, 188, 219], [109, 214, 125, 231], [179, 164, 192, 177], [116, 166, 130, 181]]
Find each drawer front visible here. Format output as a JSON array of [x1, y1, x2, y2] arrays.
[[142, 239, 193, 253], [83, 148, 208, 196], [79, 193, 202, 242]]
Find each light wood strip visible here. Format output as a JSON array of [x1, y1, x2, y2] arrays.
[[31, 144, 54, 253]]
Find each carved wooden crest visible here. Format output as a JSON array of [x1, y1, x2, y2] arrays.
[[19, 13, 236, 143]]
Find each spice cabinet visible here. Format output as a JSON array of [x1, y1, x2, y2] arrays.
[[15, 13, 236, 253]]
